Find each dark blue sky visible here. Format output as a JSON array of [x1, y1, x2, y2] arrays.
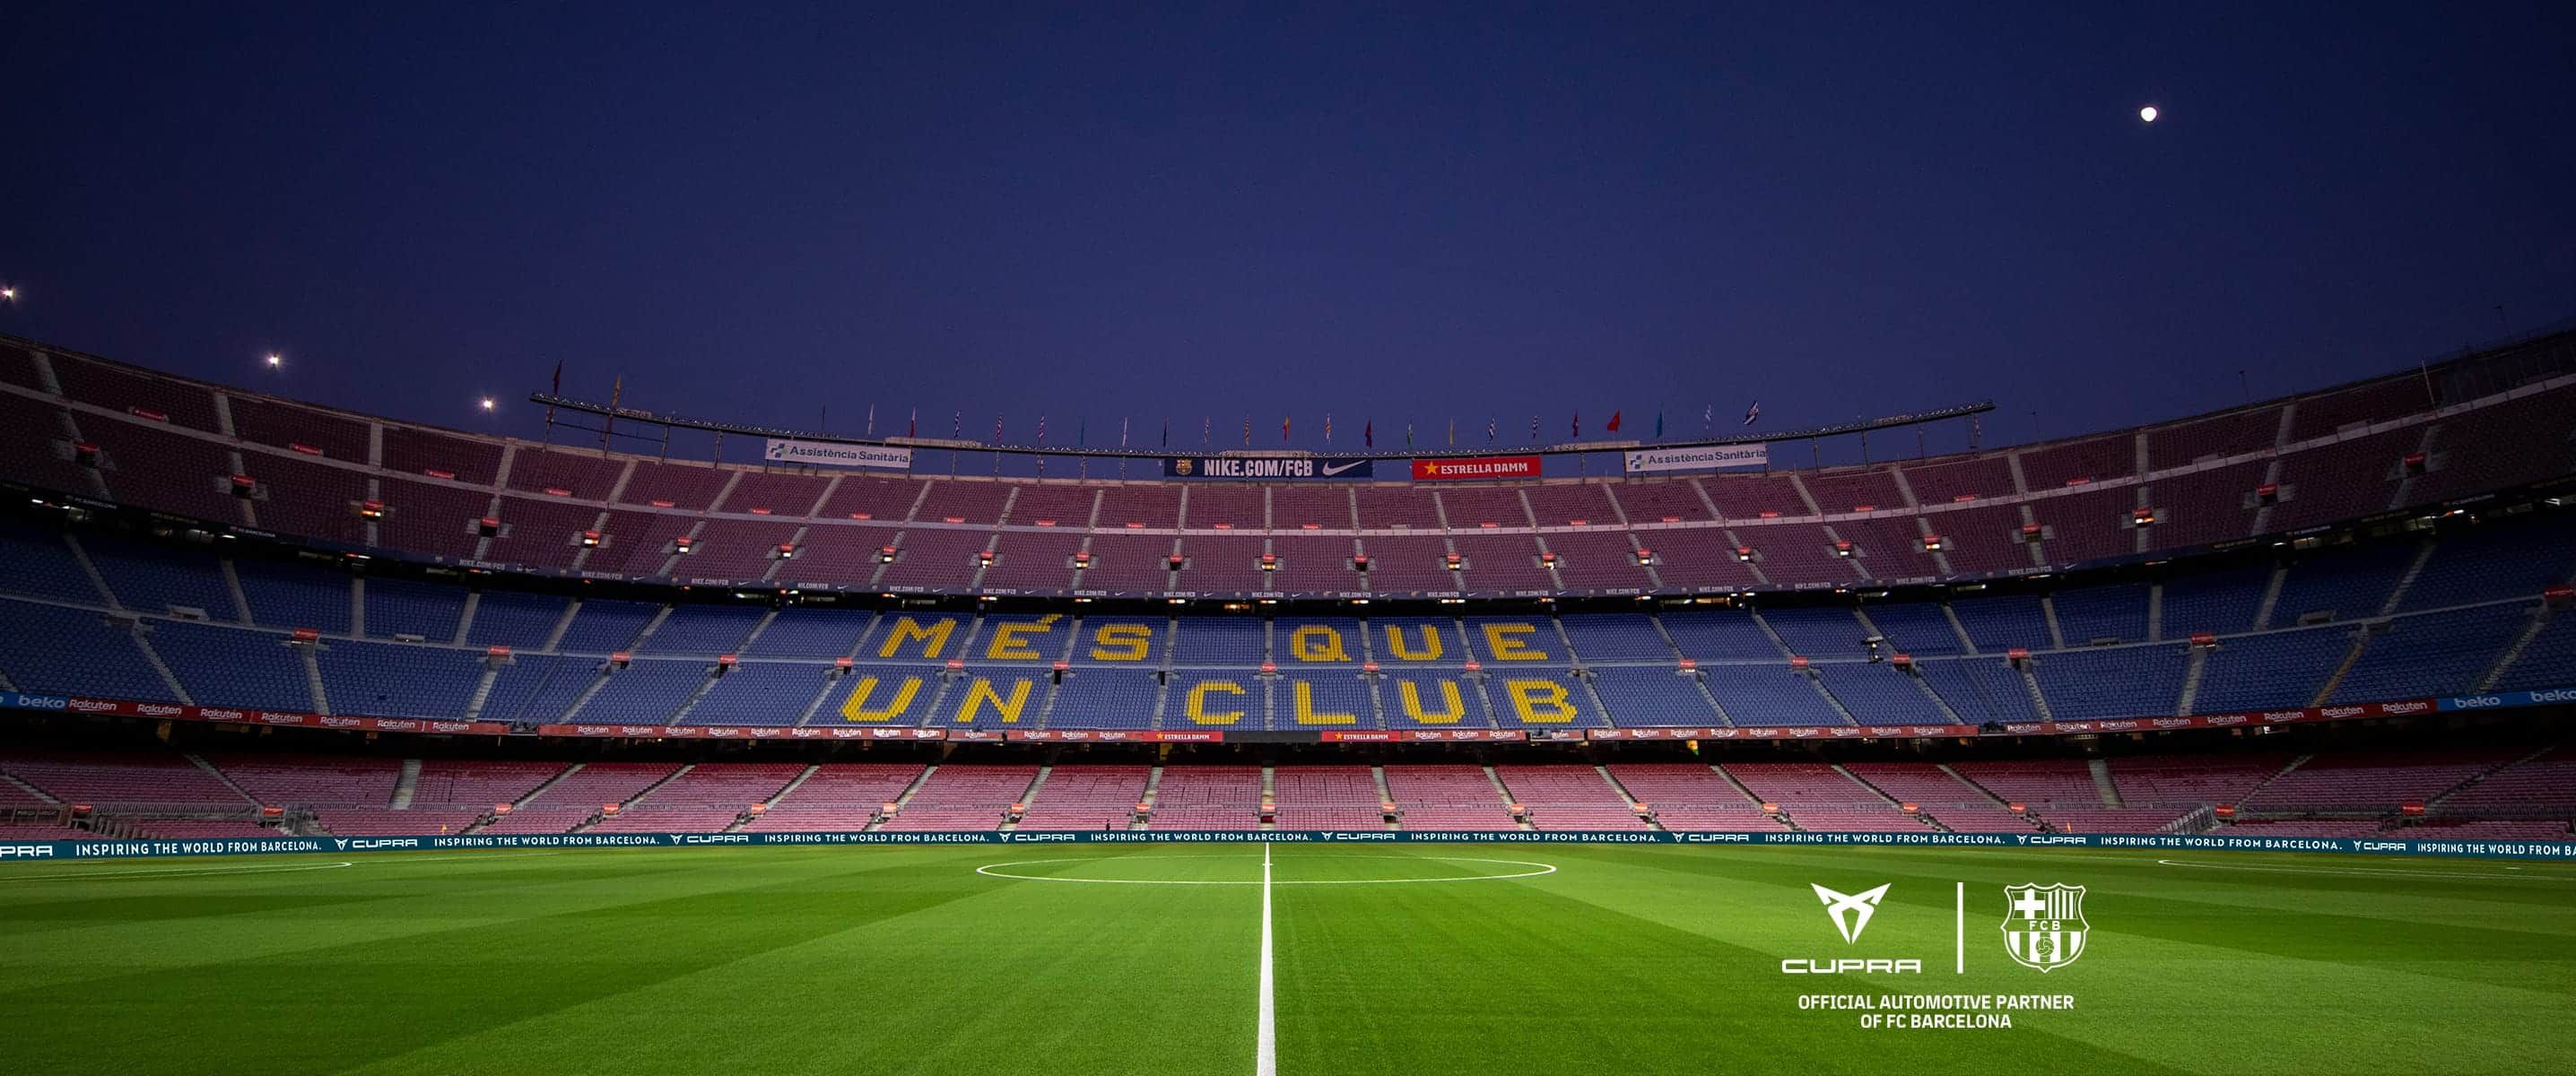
[[4, 3, 2572, 460]]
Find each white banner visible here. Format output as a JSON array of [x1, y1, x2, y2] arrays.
[[1623, 444, 1767, 473], [763, 438, 913, 471]]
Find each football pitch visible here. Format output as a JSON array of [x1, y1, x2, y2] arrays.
[[2, 843, 2569, 1075]]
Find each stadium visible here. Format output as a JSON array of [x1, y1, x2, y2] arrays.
[[7, 6, 2576, 1074], [3, 324, 2574, 1073]]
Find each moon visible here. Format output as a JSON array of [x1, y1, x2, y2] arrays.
[[2140, 105, 2160, 123]]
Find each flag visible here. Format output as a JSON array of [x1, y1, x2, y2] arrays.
[[1077, 418, 1086, 446], [602, 372, 622, 447], [1325, 412, 1333, 445], [1241, 415, 1250, 447], [1606, 410, 1623, 433], [1282, 415, 1290, 443], [866, 404, 875, 437], [994, 412, 1004, 444], [1572, 412, 1580, 439], [1744, 401, 1761, 427], [1038, 415, 1048, 444], [1530, 414, 1539, 442], [1655, 411, 1664, 438], [1121, 417, 1129, 448], [1447, 418, 1456, 447], [1364, 420, 1373, 447], [953, 411, 962, 438], [907, 408, 916, 438], [1486, 418, 1495, 444], [545, 360, 562, 423], [1405, 422, 1414, 447], [1703, 404, 1713, 434]]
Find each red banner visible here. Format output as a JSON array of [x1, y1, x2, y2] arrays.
[[1411, 456, 1542, 482]]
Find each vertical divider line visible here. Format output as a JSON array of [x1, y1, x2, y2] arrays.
[[1954, 881, 1965, 974]]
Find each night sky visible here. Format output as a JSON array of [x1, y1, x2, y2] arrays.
[[4, 3, 2572, 463]]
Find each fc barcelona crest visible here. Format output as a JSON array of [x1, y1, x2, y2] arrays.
[[2000, 883, 2089, 972]]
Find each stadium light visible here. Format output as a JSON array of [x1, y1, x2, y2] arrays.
[[478, 397, 496, 412], [265, 353, 283, 369], [0, 285, 16, 301], [2140, 105, 2159, 123]]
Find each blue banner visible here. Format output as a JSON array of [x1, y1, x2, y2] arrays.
[[2, 829, 2568, 863], [2436, 687, 2576, 712]]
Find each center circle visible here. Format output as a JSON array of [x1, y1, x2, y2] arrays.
[[974, 854, 1558, 886]]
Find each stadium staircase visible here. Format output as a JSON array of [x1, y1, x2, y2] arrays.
[[2175, 647, 2211, 714], [2240, 755, 2315, 803], [389, 759, 421, 809], [461, 659, 506, 722], [2017, 663, 2054, 722], [1137, 765, 1165, 830], [2087, 760, 2122, 807], [2251, 567, 2290, 630], [1710, 764, 1775, 826], [1596, 763, 1647, 820], [1834, 763, 1950, 833], [300, 644, 332, 715], [866, 765, 939, 830], [2424, 743, 2561, 810], [131, 627, 195, 705], [181, 752, 262, 806], [2477, 612, 2554, 691], [570, 764, 693, 833], [62, 534, 117, 609], [2311, 629, 2375, 706], [725, 764, 820, 832], [1002, 765, 1055, 831], [466, 763, 585, 833], [452, 592, 481, 646], [1477, 765, 1535, 830], [0, 772, 60, 805], [1941, 604, 1980, 655], [665, 665, 729, 726]]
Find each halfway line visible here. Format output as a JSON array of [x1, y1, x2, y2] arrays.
[[1257, 841, 1275, 1076]]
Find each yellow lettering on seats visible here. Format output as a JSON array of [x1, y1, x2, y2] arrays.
[[1382, 624, 1444, 661], [1291, 681, 1358, 725], [1089, 623, 1153, 662], [876, 617, 956, 659], [953, 678, 1034, 724], [984, 613, 1064, 660], [1396, 680, 1465, 725], [838, 677, 922, 722], [1482, 623, 1549, 661], [1186, 681, 1247, 725], [1289, 625, 1350, 662], [1503, 679, 1578, 723]]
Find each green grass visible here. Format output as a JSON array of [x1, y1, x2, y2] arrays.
[[3, 844, 2571, 1074]]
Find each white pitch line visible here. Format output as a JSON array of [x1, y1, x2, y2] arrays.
[[2154, 858, 2572, 881], [1257, 840, 1276, 1076], [0, 861, 355, 883], [973, 856, 1557, 886], [1954, 881, 1964, 974]]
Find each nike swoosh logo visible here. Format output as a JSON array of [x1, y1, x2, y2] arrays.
[[1320, 460, 1368, 476]]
